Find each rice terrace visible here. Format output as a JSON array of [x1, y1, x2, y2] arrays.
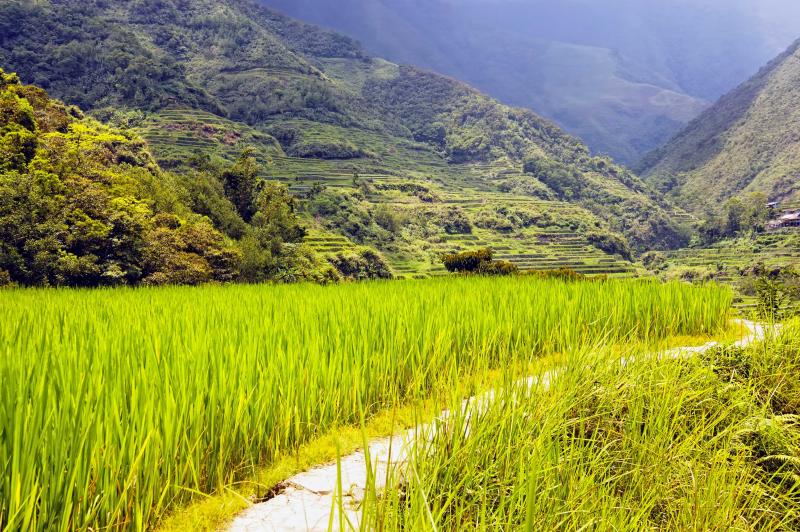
[[3, 0, 800, 531]]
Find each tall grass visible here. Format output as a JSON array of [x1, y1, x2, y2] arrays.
[[0, 277, 731, 530], [365, 319, 800, 530]]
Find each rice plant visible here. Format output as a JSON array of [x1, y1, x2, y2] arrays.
[[0, 277, 731, 530]]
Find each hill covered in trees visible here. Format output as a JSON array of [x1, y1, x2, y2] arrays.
[[0, 0, 691, 285], [261, 0, 800, 165], [638, 39, 800, 213], [0, 68, 380, 287]]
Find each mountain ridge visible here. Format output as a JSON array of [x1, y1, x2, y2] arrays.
[[638, 38, 800, 212], [260, 0, 800, 165]]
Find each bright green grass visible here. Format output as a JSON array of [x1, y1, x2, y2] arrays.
[[0, 277, 731, 530], [364, 323, 800, 530]]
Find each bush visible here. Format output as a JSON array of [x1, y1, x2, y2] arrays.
[[442, 248, 494, 273], [439, 207, 472, 235], [524, 267, 587, 282], [477, 260, 518, 276], [755, 276, 788, 320], [442, 248, 519, 276], [641, 251, 667, 271], [587, 231, 633, 260], [374, 205, 402, 233], [327, 248, 393, 280]]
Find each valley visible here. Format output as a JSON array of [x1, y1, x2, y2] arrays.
[[2, 1, 800, 531]]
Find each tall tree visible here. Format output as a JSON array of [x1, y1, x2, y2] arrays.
[[221, 149, 259, 222]]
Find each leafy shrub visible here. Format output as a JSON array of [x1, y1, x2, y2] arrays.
[[524, 267, 587, 282], [755, 276, 788, 320], [524, 154, 586, 199], [477, 260, 518, 276], [327, 248, 393, 280], [441, 248, 518, 276], [439, 207, 472, 235], [587, 231, 633, 260], [373, 205, 402, 233], [442, 248, 493, 273], [307, 190, 391, 244], [289, 141, 370, 160], [641, 251, 667, 271], [474, 210, 514, 232]]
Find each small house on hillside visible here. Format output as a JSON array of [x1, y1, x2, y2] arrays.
[[767, 209, 800, 230]]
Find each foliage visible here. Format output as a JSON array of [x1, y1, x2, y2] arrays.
[[364, 319, 800, 530], [0, 68, 243, 287], [0, 68, 344, 287], [641, 250, 667, 271], [306, 189, 392, 244], [697, 193, 771, 244], [476, 259, 519, 276], [524, 267, 588, 282], [0, 0, 692, 259], [220, 150, 259, 222], [442, 248, 518, 276], [326, 247, 393, 280], [438, 207, 472, 235], [442, 248, 494, 273], [586, 230, 633, 260], [755, 276, 788, 320]]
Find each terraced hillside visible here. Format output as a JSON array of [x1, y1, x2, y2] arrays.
[[657, 231, 800, 310], [0, 0, 690, 277]]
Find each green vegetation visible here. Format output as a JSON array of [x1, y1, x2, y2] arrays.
[[441, 248, 518, 276], [0, 0, 693, 283], [639, 39, 800, 213], [362, 321, 800, 530], [0, 69, 240, 287], [0, 277, 731, 530], [649, 232, 800, 314], [0, 69, 397, 287]]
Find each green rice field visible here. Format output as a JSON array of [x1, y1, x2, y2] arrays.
[[0, 277, 732, 530]]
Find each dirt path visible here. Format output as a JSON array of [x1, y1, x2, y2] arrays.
[[227, 320, 768, 532]]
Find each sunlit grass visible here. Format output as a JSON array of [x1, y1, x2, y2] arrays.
[[364, 321, 800, 531], [0, 277, 731, 530]]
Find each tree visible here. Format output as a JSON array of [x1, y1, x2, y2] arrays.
[[238, 182, 308, 283], [724, 198, 747, 236], [252, 181, 307, 246], [220, 149, 259, 222]]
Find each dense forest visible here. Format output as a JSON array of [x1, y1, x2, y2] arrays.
[[0, 68, 393, 286]]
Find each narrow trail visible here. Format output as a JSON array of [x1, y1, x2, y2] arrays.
[[227, 320, 769, 532]]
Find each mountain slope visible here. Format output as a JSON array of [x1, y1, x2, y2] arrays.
[[0, 68, 244, 286], [0, 0, 688, 277], [261, 0, 800, 165], [638, 39, 800, 212]]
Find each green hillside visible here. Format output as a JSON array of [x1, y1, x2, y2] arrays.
[[0, 68, 242, 286], [0, 0, 690, 282], [639, 39, 800, 213], [262, 0, 800, 165]]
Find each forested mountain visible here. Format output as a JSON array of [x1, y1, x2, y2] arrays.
[[0, 67, 356, 287], [262, 0, 800, 166], [638, 39, 800, 213], [0, 0, 689, 285]]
